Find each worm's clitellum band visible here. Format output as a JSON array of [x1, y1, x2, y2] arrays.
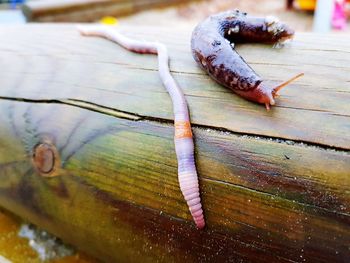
[[77, 25, 205, 229]]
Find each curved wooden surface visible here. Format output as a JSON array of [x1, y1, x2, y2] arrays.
[[0, 24, 349, 262], [21, 0, 198, 22]]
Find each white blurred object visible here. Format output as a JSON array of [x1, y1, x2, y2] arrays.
[[0, 10, 25, 23], [0, 255, 12, 263], [18, 224, 74, 261], [313, 0, 334, 32]]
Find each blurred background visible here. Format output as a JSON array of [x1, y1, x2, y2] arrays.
[[0, 0, 349, 32], [0, 0, 349, 262]]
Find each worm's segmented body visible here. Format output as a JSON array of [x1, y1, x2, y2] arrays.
[[191, 10, 303, 110], [78, 26, 205, 229]]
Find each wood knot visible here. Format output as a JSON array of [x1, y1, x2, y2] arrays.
[[32, 141, 60, 177]]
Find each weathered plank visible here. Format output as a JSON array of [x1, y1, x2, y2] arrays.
[[22, 0, 198, 22], [0, 25, 349, 262], [0, 25, 349, 149]]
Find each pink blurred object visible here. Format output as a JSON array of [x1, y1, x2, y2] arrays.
[[332, 0, 347, 30]]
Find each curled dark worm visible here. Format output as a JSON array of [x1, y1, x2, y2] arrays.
[[77, 25, 205, 228], [191, 10, 303, 110]]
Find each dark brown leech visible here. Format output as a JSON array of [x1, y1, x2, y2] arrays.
[[191, 10, 303, 109]]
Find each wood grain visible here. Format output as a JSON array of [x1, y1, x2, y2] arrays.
[[0, 25, 349, 262], [0, 25, 349, 149], [21, 0, 199, 22]]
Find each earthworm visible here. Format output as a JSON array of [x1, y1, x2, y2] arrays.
[[77, 25, 205, 229], [191, 10, 304, 110]]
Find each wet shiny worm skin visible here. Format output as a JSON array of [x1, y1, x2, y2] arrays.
[[77, 26, 205, 229], [191, 10, 302, 110]]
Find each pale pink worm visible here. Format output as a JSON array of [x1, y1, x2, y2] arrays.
[[77, 25, 205, 229]]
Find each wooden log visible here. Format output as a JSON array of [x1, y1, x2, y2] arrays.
[[21, 0, 198, 22], [0, 24, 349, 262]]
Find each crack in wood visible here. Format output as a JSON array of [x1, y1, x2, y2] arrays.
[[0, 96, 141, 121], [297, 47, 350, 54], [275, 105, 350, 117], [1, 95, 350, 154]]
